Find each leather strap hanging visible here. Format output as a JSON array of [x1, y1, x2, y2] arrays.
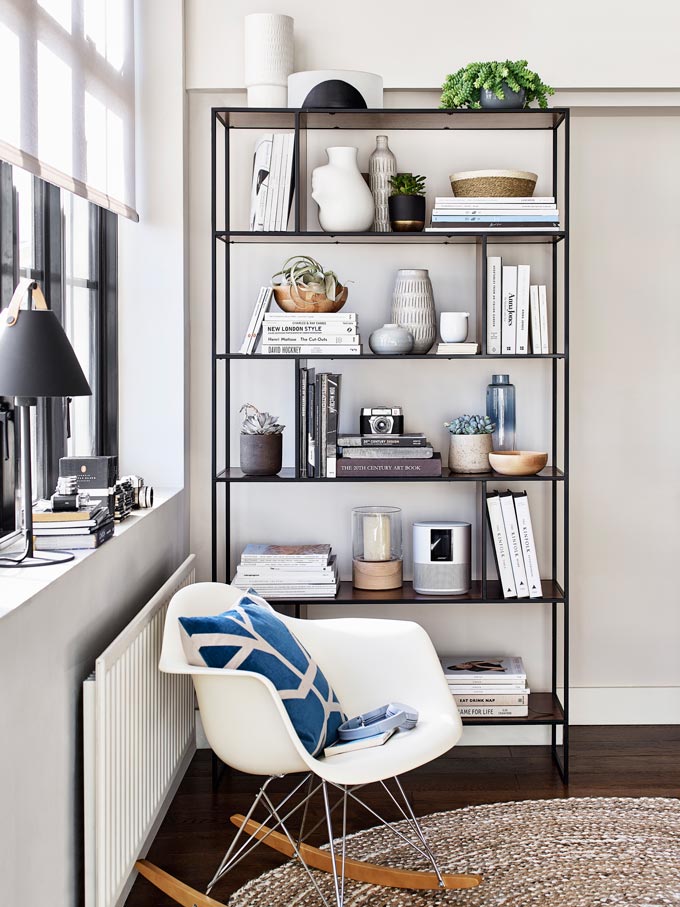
[[4, 278, 49, 327]]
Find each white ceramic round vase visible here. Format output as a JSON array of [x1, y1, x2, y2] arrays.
[[390, 268, 436, 354], [244, 14, 294, 107], [311, 147, 375, 233], [368, 323, 414, 355], [440, 312, 470, 342]]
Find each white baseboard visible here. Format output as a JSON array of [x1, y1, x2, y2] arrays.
[[568, 686, 680, 725]]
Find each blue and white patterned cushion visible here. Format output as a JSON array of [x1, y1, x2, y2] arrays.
[[178, 591, 345, 756]]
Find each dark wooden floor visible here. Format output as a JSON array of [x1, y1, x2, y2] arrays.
[[125, 726, 680, 906]]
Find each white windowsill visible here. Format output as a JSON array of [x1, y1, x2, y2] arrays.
[[0, 488, 183, 619]]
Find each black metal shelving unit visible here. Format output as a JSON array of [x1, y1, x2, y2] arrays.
[[211, 107, 569, 780]]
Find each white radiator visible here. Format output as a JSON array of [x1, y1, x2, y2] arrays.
[[84, 555, 197, 907]]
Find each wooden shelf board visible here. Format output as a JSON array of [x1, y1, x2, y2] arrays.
[[258, 579, 565, 606], [216, 107, 567, 131], [217, 466, 564, 483], [461, 692, 565, 726]]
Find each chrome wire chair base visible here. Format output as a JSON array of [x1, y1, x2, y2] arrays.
[[206, 773, 449, 907]]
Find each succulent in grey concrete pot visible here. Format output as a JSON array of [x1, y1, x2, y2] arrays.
[[444, 414, 495, 473], [240, 404, 284, 476]]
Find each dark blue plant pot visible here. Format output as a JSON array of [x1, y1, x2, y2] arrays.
[[480, 83, 527, 109]]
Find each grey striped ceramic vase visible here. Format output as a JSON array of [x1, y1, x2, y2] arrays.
[[369, 135, 396, 232], [390, 268, 436, 354]]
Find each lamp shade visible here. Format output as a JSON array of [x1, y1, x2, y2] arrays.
[[0, 309, 91, 398]]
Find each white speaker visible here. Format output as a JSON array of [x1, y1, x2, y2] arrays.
[[413, 521, 471, 594]]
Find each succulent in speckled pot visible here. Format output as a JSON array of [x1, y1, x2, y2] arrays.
[[445, 414, 495, 473]]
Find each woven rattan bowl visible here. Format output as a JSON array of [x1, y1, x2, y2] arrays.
[[450, 169, 538, 198]]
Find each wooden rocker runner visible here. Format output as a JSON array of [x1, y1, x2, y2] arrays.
[[154, 583, 484, 907], [136, 813, 481, 907]]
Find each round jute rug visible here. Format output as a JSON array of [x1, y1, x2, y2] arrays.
[[227, 797, 680, 906]]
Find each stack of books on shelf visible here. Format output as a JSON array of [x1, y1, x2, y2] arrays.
[[486, 259, 549, 355], [261, 312, 361, 356], [232, 543, 339, 599], [32, 501, 115, 550], [440, 655, 529, 718], [426, 196, 560, 233], [436, 342, 479, 355], [486, 490, 542, 600], [249, 132, 295, 232], [299, 370, 341, 477], [335, 433, 442, 478]]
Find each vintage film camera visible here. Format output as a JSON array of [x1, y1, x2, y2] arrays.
[[120, 475, 154, 510], [360, 406, 404, 436]]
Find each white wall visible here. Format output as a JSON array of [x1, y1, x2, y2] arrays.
[[0, 494, 187, 907], [0, 2, 190, 905], [186, 0, 680, 92], [186, 3, 680, 727]]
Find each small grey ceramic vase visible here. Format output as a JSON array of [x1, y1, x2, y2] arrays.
[[369, 323, 414, 355], [240, 433, 283, 476], [390, 268, 436, 354], [368, 136, 396, 233]]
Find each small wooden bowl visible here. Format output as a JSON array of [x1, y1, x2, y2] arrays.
[[489, 450, 548, 476], [273, 283, 348, 314]]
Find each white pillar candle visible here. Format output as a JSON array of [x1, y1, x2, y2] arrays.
[[363, 513, 391, 561]]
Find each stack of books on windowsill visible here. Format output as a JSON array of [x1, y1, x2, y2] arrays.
[[232, 543, 340, 599], [32, 501, 115, 550], [439, 654, 529, 718], [336, 433, 442, 478], [260, 312, 362, 356], [426, 196, 560, 233]]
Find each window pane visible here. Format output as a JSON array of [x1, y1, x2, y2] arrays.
[[63, 192, 96, 456], [13, 168, 35, 273]]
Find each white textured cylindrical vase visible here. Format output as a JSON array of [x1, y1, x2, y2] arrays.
[[391, 269, 436, 354], [369, 136, 396, 232], [311, 146, 375, 233], [244, 14, 294, 108]]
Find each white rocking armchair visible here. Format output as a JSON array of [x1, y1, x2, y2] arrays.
[[135, 582, 482, 907]]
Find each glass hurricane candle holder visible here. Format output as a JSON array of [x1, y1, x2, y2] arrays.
[[351, 506, 403, 590]]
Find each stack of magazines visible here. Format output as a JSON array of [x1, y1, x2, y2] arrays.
[[32, 501, 114, 550], [232, 544, 340, 599], [439, 655, 529, 718], [426, 196, 560, 232]]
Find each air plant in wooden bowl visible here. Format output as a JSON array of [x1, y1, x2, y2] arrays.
[[271, 255, 348, 313], [240, 404, 285, 476]]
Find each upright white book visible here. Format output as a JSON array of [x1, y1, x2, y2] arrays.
[[239, 287, 269, 354], [249, 134, 273, 231], [499, 492, 529, 598], [277, 133, 295, 230], [486, 256, 502, 354], [516, 265, 531, 354], [264, 134, 285, 230], [513, 492, 543, 599], [486, 493, 516, 598], [529, 284, 542, 353], [501, 265, 517, 355], [538, 285, 550, 354]]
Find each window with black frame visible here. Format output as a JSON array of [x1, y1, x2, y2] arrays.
[[0, 161, 118, 544]]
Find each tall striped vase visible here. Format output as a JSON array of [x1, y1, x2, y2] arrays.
[[369, 136, 396, 232], [390, 268, 436, 354]]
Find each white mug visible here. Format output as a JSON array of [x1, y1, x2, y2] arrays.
[[440, 312, 469, 343]]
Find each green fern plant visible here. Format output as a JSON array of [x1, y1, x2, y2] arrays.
[[389, 173, 426, 197], [440, 60, 554, 110]]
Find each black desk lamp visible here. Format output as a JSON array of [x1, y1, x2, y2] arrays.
[[0, 279, 91, 567]]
